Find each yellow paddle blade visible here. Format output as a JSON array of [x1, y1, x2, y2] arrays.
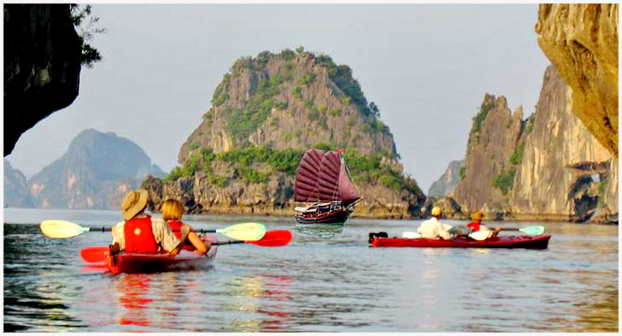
[[40, 220, 90, 238], [216, 222, 266, 241]]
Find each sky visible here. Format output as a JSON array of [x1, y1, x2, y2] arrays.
[[5, 3, 550, 193]]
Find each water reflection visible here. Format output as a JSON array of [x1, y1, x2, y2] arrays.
[[294, 224, 344, 239], [574, 282, 618, 332], [220, 273, 293, 332], [4, 278, 84, 332], [115, 274, 154, 328]]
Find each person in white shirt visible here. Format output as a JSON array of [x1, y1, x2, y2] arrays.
[[417, 206, 453, 240]]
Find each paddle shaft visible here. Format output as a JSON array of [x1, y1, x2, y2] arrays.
[[81, 229, 291, 263], [74, 226, 227, 234], [88, 227, 111, 232], [213, 241, 247, 245]]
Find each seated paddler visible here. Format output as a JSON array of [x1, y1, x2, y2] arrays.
[[417, 206, 454, 240], [467, 210, 500, 238], [162, 198, 210, 254], [111, 189, 184, 255]]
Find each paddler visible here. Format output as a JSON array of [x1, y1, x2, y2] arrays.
[[417, 206, 454, 240], [162, 198, 211, 254], [467, 210, 500, 237], [110, 189, 183, 255]]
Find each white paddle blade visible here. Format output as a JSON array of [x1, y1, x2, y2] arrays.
[[402, 231, 421, 239], [216, 222, 266, 241], [468, 230, 493, 241], [40, 220, 90, 238], [520, 226, 545, 235]]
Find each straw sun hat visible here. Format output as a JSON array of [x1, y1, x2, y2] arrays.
[[121, 189, 148, 220], [471, 210, 484, 221]]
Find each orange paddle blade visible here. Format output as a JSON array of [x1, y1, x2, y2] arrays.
[[247, 230, 292, 246], [80, 246, 109, 263]]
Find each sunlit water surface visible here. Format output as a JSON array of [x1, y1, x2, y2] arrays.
[[3, 208, 618, 332]]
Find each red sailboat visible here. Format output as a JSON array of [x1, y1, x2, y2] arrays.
[[293, 148, 361, 224]]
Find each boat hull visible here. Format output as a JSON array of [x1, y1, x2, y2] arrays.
[[370, 235, 551, 249], [295, 207, 352, 224]]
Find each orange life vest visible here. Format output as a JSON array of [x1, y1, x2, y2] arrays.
[[124, 216, 159, 253], [167, 220, 195, 251]]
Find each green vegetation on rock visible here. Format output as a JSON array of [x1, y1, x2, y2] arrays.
[[509, 141, 526, 165], [168, 146, 303, 184], [492, 168, 516, 195], [471, 101, 495, 135], [224, 74, 283, 145], [315, 54, 386, 127], [168, 145, 416, 194]]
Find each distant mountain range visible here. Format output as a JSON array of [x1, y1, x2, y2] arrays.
[[5, 129, 164, 209], [4, 159, 33, 208]]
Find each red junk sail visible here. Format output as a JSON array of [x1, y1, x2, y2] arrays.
[[294, 149, 359, 205]]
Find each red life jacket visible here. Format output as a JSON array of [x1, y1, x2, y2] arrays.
[[124, 216, 159, 253], [467, 221, 481, 232], [167, 220, 195, 251]]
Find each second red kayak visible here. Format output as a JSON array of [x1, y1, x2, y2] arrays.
[[369, 234, 551, 249]]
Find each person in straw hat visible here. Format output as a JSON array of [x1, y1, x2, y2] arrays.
[[417, 206, 453, 240], [467, 210, 500, 237], [111, 189, 185, 255]]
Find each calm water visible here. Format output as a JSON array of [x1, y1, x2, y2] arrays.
[[3, 208, 619, 332]]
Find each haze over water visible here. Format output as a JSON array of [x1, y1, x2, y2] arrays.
[[4, 208, 618, 332]]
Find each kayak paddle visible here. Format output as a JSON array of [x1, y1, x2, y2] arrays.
[[402, 225, 545, 241], [81, 246, 110, 263], [214, 230, 292, 247], [499, 225, 545, 235], [80, 230, 293, 263], [469, 225, 545, 241], [40, 220, 267, 241], [402, 231, 421, 239]]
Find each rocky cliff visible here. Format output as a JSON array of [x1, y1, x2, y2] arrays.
[[29, 129, 165, 209], [4, 4, 82, 156], [147, 50, 426, 218], [448, 66, 617, 223], [451, 94, 525, 217], [179, 50, 396, 161], [536, 4, 618, 158], [428, 160, 464, 199], [510, 66, 615, 222], [4, 160, 33, 208]]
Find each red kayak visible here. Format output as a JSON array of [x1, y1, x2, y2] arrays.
[[104, 236, 218, 274], [370, 234, 551, 249]]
